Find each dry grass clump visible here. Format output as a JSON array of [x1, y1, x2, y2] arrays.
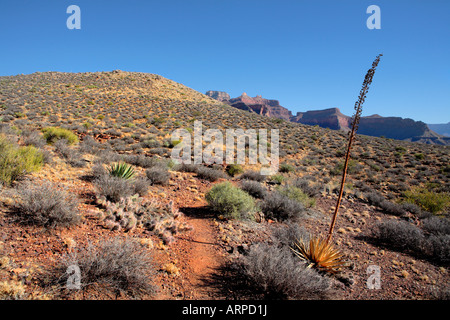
[[51, 237, 157, 298], [14, 181, 81, 229], [374, 219, 450, 264]]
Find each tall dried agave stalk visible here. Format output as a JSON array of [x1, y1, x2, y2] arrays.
[[291, 54, 383, 274], [327, 54, 383, 243]]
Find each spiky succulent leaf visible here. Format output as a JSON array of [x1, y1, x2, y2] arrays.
[[108, 162, 135, 180], [291, 236, 347, 273]]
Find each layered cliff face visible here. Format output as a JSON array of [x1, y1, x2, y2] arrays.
[[291, 108, 450, 145], [290, 108, 351, 130], [207, 92, 293, 120], [206, 91, 449, 145], [205, 90, 230, 102]]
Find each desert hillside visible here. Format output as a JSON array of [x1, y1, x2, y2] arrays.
[[0, 71, 449, 301]]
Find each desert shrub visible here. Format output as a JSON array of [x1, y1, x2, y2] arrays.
[[91, 162, 107, 178], [292, 178, 321, 197], [196, 166, 227, 182], [279, 163, 295, 173], [226, 164, 243, 177], [148, 147, 168, 156], [373, 219, 449, 263], [239, 180, 267, 199], [331, 159, 360, 176], [141, 138, 161, 148], [268, 174, 285, 185], [375, 220, 425, 252], [427, 234, 450, 263], [239, 170, 266, 182], [174, 163, 200, 173], [205, 182, 256, 220], [42, 127, 78, 145], [56, 238, 156, 297], [22, 130, 46, 149], [277, 185, 316, 208], [261, 192, 306, 221], [132, 176, 150, 196], [54, 139, 86, 168], [415, 153, 425, 160], [93, 174, 134, 202], [0, 135, 44, 185], [403, 188, 450, 214], [79, 135, 102, 155], [15, 181, 81, 229], [236, 243, 331, 299], [365, 192, 406, 216], [422, 216, 450, 236], [145, 166, 170, 185], [123, 154, 160, 168], [270, 222, 310, 249], [377, 217, 450, 263]]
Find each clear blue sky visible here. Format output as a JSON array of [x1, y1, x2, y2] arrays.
[[0, 0, 449, 123]]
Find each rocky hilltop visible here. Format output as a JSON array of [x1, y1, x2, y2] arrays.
[[207, 91, 449, 145]]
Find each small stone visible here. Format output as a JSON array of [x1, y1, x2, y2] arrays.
[[162, 263, 180, 276], [419, 275, 429, 282], [400, 270, 409, 278], [337, 228, 347, 234]]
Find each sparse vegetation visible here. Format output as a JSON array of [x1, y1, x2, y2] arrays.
[[0, 69, 449, 301]]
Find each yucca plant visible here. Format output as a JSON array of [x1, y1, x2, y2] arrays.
[[291, 54, 383, 274], [291, 237, 347, 274], [327, 53, 382, 242], [108, 162, 135, 180]]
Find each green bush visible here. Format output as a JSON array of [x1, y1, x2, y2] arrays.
[[277, 185, 316, 208], [403, 188, 450, 214], [41, 127, 79, 145], [279, 163, 295, 173], [0, 135, 43, 185], [269, 174, 285, 185], [226, 164, 244, 177], [205, 182, 256, 220]]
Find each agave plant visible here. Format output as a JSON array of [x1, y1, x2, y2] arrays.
[[108, 162, 135, 180], [291, 236, 347, 274]]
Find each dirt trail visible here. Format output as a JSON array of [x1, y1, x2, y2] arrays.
[[171, 205, 224, 300]]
